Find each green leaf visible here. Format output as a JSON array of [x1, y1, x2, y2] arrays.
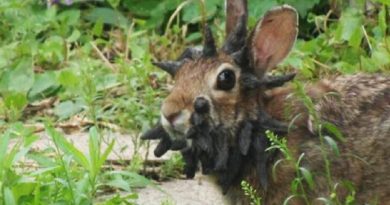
[[147, 0, 182, 27], [104, 175, 131, 192], [28, 154, 56, 167], [95, 74, 119, 91], [378, 6, 387, 36], [281, 0, 320, 17], [185, 32, 202, 43], [360, 56, 381, 73], [182, 0, 220, 23], [75, 173, 90, 204], [299, 167, 315, 190], [248, 0, 278, 23], [92, 18, 104, 37], [372, 48, 390, 67], [324, 136, 340, 157], [98, 140, 115, 173], [88, 127, 100, 175], [107, 0, 121, 8], [106, 171, 155, 189], [335, 9, 363, 48], [30, 167, 59, 176], [67, 29, 81, 43], [271, 159, 285, 181], [28, 71, 60, 102], [316, 197, 332, 205], [323, 122, 345, 141], [283, 195, 297, 205], [0, 58, 34, 93], [334, 61, 356, 74], [53, 100, 84, 120], [58, 69, 80, 90], [3, 93, 28, 112], [374, 0, 390, 6], [12, 181, 36, 202], [57, 9, 80, 26], [122, 0, 162, 17], [4, 187, 16, 205], [0, 132, 10, 175], [40, 36, 65, 62], [85, 7, 129, 29]]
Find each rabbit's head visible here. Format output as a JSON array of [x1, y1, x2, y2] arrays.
[[142, 2, 299, 192], [156, 5, 298, 143]]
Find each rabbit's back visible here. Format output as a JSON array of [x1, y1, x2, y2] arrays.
[[328, 74, 390, 203], [262, 73, 390, 204]]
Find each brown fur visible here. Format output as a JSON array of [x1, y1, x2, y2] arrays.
[[155, 4, 390, 204], [229, 74, 390, 205], [163, 64, 390, 205]]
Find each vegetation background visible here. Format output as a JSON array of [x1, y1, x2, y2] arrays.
[[0, 0, 389, 204]]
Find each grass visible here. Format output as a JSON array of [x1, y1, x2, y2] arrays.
[[0, 0, 389, 204]]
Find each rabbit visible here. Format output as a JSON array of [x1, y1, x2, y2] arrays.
[[142, 0, 390, 204]]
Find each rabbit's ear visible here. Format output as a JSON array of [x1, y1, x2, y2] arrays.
[[250, 5, 298, 78], [225, 0, 247, 36]]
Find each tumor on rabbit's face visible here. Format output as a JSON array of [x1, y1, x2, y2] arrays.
[[160, 54, 248, 140], [155, 5, 298, 142], [142, 3, 299, 193]]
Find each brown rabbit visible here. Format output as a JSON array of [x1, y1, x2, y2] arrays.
[[142, 1, 390, 204]]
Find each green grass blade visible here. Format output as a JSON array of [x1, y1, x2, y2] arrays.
[[97, 139, 115, 171], [323, 122, 345, 142], [4, 187, 16, 205], [46, 125, 90, 169], [0, 132, 10, 175], [324, 135, 340, 157], [299, 167, 315, 190], [88, 127, 100, 174]]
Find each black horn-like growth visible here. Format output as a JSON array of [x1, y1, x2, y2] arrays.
[[152, 61, 182, 76], [223, 15, 247, 54], [203, 25, 217, 57], [261, 73, 297, 89], [177, 47, 203, 61]]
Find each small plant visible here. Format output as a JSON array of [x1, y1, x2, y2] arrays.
[[241, 180, 262, 205], [160, 198, 176, 205], [128, 153, 144, 173], [266, 130, 313, 204], [160, 153, 185, 180], [97, 193, 138, 205]]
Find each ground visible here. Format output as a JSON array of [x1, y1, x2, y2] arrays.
[[25, 130, 226, 205]]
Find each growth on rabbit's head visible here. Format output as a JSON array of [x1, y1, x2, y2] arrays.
[[156, 5, 297, 142], [143, 1, 299, 192]]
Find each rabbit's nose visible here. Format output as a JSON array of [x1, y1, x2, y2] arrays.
[[194, 97, 209, 113]]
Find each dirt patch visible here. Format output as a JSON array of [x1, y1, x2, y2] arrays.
[[136, 175, 226, 205]]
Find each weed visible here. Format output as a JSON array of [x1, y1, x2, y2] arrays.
[[160, 153, 185, 180], [241, 180, 262, 205]]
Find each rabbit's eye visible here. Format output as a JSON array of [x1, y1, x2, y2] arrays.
[[217, 69, 236, 91]]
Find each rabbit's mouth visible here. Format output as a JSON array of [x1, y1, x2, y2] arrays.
[[160, 109, 191, 140]]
